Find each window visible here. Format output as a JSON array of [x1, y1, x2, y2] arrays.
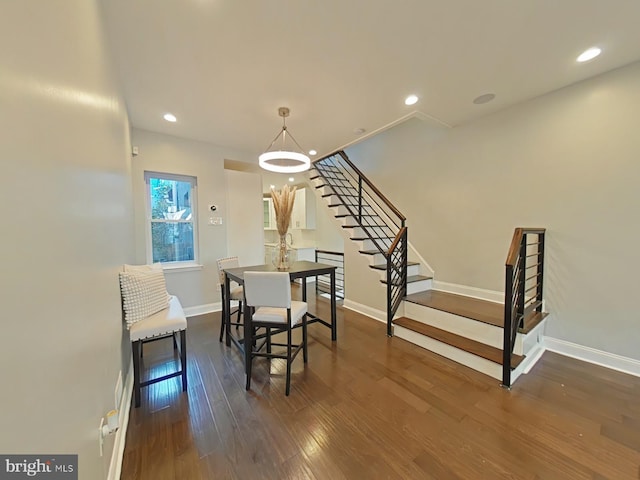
[[145, 171, 198, 265]]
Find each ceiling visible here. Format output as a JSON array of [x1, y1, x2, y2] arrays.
[[101, 0, 640, 162]]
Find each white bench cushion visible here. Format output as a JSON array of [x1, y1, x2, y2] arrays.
[[130, 295, 187, 342]]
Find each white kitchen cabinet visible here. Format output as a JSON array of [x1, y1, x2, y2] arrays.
[[263, 198, 277, 230], [291, 187, 316, 230]]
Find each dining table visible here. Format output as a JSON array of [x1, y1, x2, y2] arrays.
[[222, 260, 338, 373]]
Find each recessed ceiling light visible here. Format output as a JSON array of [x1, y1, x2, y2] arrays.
[[404, 94, 419, 106], [163, 113, 177, 122], [577, 47, 601, 63], [473, 93, 496, 105], [308, 149, 317, 156], [288, 177, 294, 182], [353, 128, 366, 135]]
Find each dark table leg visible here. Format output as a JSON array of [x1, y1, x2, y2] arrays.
[[331, 269, 337, 341], [301, 275, 308, 302], [243, 303, 251, 377]]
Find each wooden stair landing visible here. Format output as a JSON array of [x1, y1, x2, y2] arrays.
[[404, 290, 548, 333], [393, 317, 525, 369], [404, 290, 504, 327]]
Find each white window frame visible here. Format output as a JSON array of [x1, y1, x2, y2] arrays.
[[144, 171, 199, 267]]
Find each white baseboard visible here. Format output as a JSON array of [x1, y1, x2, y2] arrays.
[[183, 302, 221, 317], [107, 361, 133, 480], [343, 299, 386, 323], [432, 280, 503, 304], [544, 336, 640, 378]]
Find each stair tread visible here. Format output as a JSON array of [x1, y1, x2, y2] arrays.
[[351, 236, 393, 241], [521, 311, 549, 334], [405, 290, 505, 328], [381, 274, 433, 285], [344, 225, 389, 230], [393, 317, 525, 369], [371, 262, 419, 270]]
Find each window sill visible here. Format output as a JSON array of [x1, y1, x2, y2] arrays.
[[162, 263, 203, 273]]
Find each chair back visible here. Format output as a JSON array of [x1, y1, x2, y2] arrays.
[[243, 271, 291, 309], [216, 256, 240, 286]]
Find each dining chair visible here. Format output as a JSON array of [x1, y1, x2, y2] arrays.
[[243, 271, 308, 396], [216, 256, 244, 342]]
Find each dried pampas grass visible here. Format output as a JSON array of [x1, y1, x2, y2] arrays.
[[271, 184, 297, 236]]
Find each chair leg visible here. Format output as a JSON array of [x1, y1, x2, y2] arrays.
[[236, 301, 242, 330], [219, 288, 226, 342], [302, 314, 308, 363], [132, 340, 142, 408], [180, 330, 188, 392], [285, 325, 292, 396], [245, 324, 253, 391]]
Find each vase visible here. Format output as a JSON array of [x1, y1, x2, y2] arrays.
[[272, 234, 296, 270]]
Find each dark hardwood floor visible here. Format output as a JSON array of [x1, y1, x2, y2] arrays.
[[122, 288, 640, 479]]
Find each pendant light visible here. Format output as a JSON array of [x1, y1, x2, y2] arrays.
[[258, 107, 310, 173]]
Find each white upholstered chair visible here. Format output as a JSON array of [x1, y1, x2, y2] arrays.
[[243, 271, 308, 396], [216, 256, 244, 342], [119, 264, 187, 408]]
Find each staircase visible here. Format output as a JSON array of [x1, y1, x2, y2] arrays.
[[310, 151, 433, 335], [393, 289, 547, 385], [310, 151, 548, 387]]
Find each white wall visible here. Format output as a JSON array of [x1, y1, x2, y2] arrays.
[[346, 61, 640, 360], [0, 1, 134, 478], [131, 129, 256, 308], [225, 170, 265, 266]]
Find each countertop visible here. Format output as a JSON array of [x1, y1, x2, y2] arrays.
[[264, 243, 316, 250]]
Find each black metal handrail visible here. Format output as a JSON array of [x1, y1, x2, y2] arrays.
[[315, 249, 344, 300], [502, 227, 546, 388], [313, 151, 407, 335]]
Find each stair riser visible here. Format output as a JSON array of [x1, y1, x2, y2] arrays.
[[317, 185, 334, 196], [325, 194, 362, 207], [331, 205, 351, 216], [371, 263, 421, 277], [403, 301, 524, 354], [521, 318, 547, 356], [357, 238, 393, 251], [351, 226, 392, 239], [394, 326, 503, 380], [341, 216, 359, 227], [406, 279, 433, 295], [311, 177, 326, 189]]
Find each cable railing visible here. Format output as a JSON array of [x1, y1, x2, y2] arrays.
[[315, 250, 344, 300], [313, 151, 407, 335], [502, 227, 546, 388]]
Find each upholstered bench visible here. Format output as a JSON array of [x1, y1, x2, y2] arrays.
[[129, 295, 187, 407], [119, 264, 188, 408]]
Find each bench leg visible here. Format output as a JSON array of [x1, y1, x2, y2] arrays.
[[132, 340, 142, 408], [180, 330, 187, 392]]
